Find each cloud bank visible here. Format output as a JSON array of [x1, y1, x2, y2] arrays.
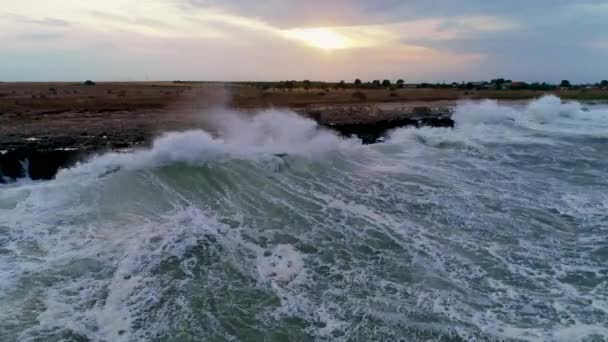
[[1, 0, 606, 82]]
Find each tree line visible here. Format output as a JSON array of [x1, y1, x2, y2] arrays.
[[245, 79, 608, 91]]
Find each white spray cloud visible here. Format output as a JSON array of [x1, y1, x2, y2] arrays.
[[55, 108, 360, 180]]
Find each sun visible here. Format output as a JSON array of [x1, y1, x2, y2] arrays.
[[283, 28, 351, 50]]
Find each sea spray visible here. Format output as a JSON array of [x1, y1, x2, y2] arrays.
[[388, 95, 608, 150], [55, 109, 361, 181]]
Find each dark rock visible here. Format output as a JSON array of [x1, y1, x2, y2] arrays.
[[0, 148, 86, 182], [324, 114, 454, 144], [301, 105, 454, 144], [111, 142, 130, 149]]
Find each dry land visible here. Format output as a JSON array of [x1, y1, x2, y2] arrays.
[[1, 81, 607, 151]]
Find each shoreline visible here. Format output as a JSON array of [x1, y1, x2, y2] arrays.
[[1, 82, 606, 181]]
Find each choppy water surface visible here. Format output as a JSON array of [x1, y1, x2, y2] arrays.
[[1, 96, 607, 341]]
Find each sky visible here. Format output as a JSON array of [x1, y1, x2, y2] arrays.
[[1, 0, 607, 83]]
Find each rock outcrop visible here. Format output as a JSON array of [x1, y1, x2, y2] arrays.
[[302, 105, 454, 143]]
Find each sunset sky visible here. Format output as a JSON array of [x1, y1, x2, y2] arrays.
[[2, 0, 607, 82]]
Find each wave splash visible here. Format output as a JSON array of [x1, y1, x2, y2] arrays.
[[388, 95, 608, 148], [56, 108, 360, 181]]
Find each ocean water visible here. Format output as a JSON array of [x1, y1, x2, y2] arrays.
[[0, 96, 607, 342]]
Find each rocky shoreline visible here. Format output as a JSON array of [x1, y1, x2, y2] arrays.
[[0, 124, 154, 182], [0, 105, 454, 182], [7, 80, 607, 182], [1, 82, 461, 182], [302, 105, 454, 143]]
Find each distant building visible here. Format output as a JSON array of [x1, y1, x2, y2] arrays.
[[403, 83, 418, 88]]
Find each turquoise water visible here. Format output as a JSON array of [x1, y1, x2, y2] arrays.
[[1, 96, 607, 341]]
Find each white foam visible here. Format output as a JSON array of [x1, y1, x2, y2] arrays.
[[452, 96, 593, 127], [388, 96, 608, 148], [257, 244, 306, 286], [54, 108, 359, 181], [456, 95, 608, 135], [453, 99, 520, 126]]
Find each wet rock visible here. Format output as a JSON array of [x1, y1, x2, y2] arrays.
[[0, 129, 155, 182], [303, 105, 454, 144], [0, 148, 85, 182], [324, 115, 454, 144]]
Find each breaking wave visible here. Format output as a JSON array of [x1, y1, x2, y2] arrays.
[[1, 97, 607, 341], [389, 95, 608, 149], [56, 109, 361, 181]]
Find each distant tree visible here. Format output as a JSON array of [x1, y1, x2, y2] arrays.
[[354, 79, 362, 86], [601, 80, 608, 87], [491, 78, 506, 89], [396, 79, 405, 88], [83, 80, 96, 86], [465, 82, 474, 90], [528, 82, 555, 91], [382, 79, 391, 87], [302, 80, 311, 90], [338, 80, 346, 88], [372, 80, 381, 87], [560, 80, 571, 88]]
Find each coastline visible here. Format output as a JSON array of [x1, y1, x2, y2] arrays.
[[1, 82, 606, 181]]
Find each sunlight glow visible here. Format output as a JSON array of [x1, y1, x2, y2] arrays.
[[283, 28, 352, 50]]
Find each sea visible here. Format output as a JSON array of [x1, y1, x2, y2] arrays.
[[0, 96, 607, 341]]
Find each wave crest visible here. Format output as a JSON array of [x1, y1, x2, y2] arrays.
[[56, 109, 358, 180], [388, 96, 608, 148]]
